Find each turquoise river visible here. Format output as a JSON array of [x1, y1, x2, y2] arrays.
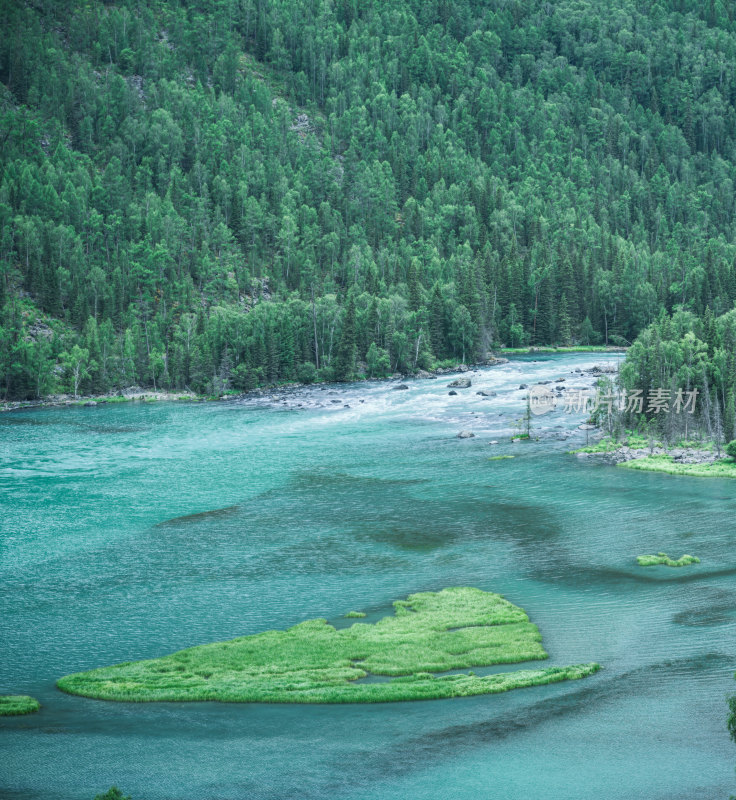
[[1, 353, 734, 799]]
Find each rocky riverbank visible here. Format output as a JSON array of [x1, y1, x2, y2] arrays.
[[573, 438, 736, 478], [0, 357, 511, 413], [576, 445, 719, 466], [0, 387, 199, 413]]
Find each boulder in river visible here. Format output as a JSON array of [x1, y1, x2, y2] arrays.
[[519, 384, 528, 390], [457, 430, 475, 438], [476, 390, 496, 397], [448, 377, 472, 388], [393, 384, 409, 390], [448, 390, 458, 396]]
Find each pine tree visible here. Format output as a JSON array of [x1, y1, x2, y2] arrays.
[[556, 296, 572, 345], [534, 277, 554, 345], [334, 294, 357, 381], [407, 258, 421, 311], [429, 284, 446, 359]]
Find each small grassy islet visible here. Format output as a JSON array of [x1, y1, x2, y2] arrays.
[[344, 611, 366, 618], [0, 695, 40, 716], [57, 587, 599, 704], [636, 552, 700, 567]]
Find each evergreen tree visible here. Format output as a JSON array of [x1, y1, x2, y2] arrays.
[[334, 294, 357, 381], [2, 0, 736, 399]]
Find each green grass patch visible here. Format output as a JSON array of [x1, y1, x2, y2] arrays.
[[0, 695, 40, 716], [57, 587, 599, 704], [571, 431, 652, 454], [344, 611, 366, 618], [673, 439, 713, 451], [572, 439, 617, 454], [571, 429, 717, 457], [636, 552, 700, 567], [620, 455, 736, 478], [489, 455, 515, 461]]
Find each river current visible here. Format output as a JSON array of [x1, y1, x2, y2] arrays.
[[1, 353, 734, 800]]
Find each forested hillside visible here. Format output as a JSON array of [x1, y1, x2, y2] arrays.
[[3, 0, 736, 400]]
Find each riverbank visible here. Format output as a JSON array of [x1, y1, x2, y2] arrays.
[[620, 454, 736, 478], [499, 345, 627, 355], [0, 348, 628, 414], [573, 437, 736, 478], [0, 357, 511, 413], [0, 388, 201, 414]]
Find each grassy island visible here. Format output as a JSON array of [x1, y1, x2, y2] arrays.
[[636, 553, 700, 567], [57, 587, 599, 704], [344, 611, 366, 618], [0, 695, 40, 716]]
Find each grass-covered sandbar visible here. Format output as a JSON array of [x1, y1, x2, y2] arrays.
[[57, 587, 599, 704], [0, 695, 40, 716], [637, 553, 700, 567]]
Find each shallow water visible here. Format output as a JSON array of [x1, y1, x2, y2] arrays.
[[1, 354, 734, 800]]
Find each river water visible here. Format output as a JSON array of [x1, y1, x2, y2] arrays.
[[1, 353, 734, 800]]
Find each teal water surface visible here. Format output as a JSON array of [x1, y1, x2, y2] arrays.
[[1, 354, 734, 800]]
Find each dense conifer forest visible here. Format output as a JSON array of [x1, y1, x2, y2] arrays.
[[3, 0, 736, 408]]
